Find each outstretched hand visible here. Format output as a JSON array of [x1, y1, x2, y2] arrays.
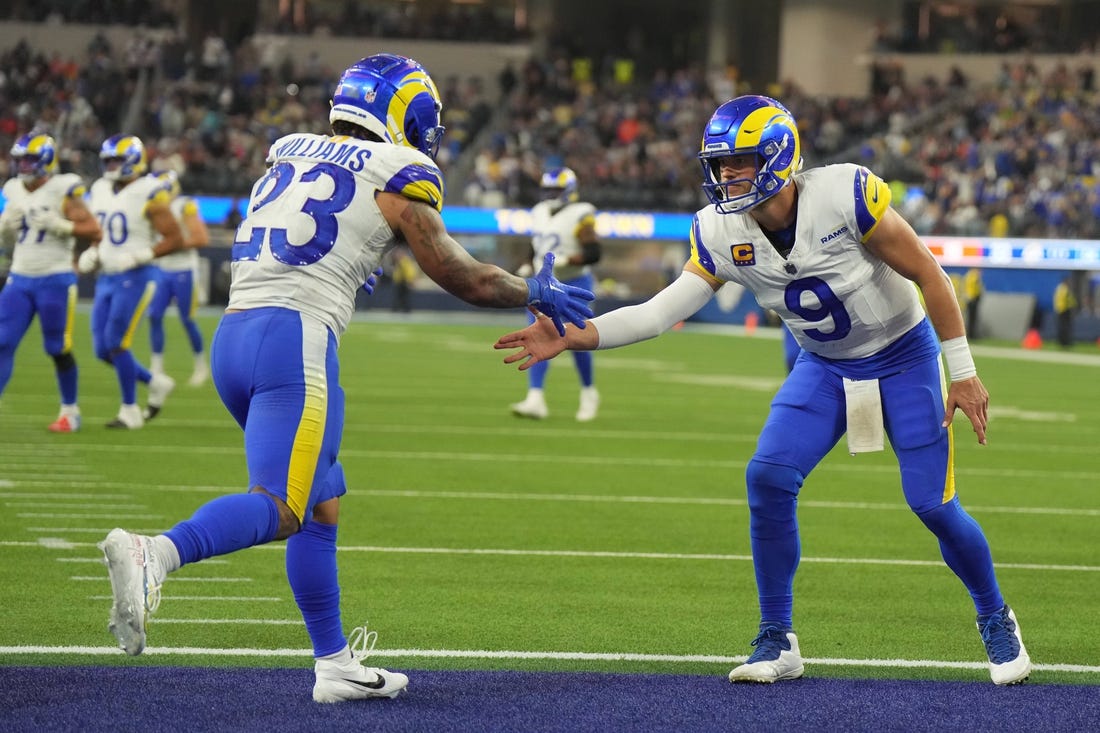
[[943, 375, 989, 445], [524, 252, 594, 336], [494, 310, 570, 370]]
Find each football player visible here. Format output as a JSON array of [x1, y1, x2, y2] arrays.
[[510, 166, 602, 421], [97, 53, 594, 702], [0, 133, 102, 432], [496, 94, 1030, 686], [147, 170, 210, 388], [81, 134, 183, 428]]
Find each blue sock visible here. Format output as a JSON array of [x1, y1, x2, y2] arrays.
[[286, 521, 345, 657], [150, 317, 165, 354], [112, 350, 138, 403], [527, 358, 548, 389], [746, 460, 803, 629], [917, 498, 1004, 616], [573, 350, 594, 387], [164, 493, 280, 566], [56, 362, 78, 405]]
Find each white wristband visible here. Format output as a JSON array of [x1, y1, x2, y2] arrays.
[[942, 336, 977, 382]]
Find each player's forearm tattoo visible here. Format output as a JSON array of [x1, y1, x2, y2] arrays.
[[400, 203, 528, 307]]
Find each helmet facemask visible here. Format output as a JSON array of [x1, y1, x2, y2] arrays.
[[699, 96, 802, 214]]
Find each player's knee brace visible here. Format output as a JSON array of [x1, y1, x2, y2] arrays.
[[745, 459, 803, 528], [51, 351, 76, 372]]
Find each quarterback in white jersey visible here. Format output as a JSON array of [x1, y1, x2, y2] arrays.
[[0, 133, 102, 432], [511, 166, 602, 421], [83, 134, 183, 428], [147, 170, 210, 386], [497, 95, 1030, 686], [97, 53, 594, 703]]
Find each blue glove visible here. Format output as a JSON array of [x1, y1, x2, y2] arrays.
[[362, 266, 384, 295], [524, 252, 595, 336]]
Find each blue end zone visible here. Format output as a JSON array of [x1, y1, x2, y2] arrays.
[[1, 666, 1095, 731]]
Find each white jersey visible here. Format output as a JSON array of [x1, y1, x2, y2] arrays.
[[690, 163, 925, 360], [155, 196, 200, 272], [227, 132, 445, 337], [2, 173, 85, 276], [529, 199, 597, 282], [88, 174, 171, 274]]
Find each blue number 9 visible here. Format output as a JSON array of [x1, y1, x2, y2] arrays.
[[784, 276, 851, 342]]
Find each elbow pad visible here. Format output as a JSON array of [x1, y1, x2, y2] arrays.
[[592, 272, 715, 349]]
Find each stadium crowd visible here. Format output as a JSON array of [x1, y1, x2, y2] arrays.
[[1, 20, 1099, 241]]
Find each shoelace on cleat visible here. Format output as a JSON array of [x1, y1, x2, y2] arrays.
[[348, 624, 379, 662], [979, 611, 1020, 664], [746, 625, 791, 663]]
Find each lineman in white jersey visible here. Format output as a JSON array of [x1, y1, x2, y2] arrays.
[[147, 170, 210, 387], [511, 166, 602, 421], [96, 53, 594, 703], [81, 134, 183, 428], [0, 133, 102, 431], [496, 95, 1030, 686]]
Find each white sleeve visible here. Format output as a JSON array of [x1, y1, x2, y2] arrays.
[[592, 271, 716, 349]]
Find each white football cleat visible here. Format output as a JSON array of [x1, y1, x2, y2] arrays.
[[728, 625, 804, 683], [978, 605, 1031, 685], [511, 389, 548, 420], [98, 528, 164, 655], [145, 373, 176, 420], [575, 386, 599, 422], [106, 403, 145, 429], [188, 359, 209, 387], [313, 626, 409, 702]]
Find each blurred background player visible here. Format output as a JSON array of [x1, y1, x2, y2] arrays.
[[147, 170, 210, 387], [511, 166, 602, 421], [97, 53, 594, 704], [80, 134, 183, 428], [0, 133, 102, 432]]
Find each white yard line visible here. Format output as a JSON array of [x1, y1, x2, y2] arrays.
[[0, 644, 1095, 675]]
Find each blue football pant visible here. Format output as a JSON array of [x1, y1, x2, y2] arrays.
[[149, 268, 204, 355], [0, 273, 79, 403], [90, 268, 157, 404], [745, 353, 1004, 628], [525, 272, 595, 389]]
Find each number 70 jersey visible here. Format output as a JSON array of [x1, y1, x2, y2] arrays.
[[689, 163, 925, 360], [228, 132, 445, 337]]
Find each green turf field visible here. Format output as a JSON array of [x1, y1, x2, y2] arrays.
[[1, 308, 1097, 685]]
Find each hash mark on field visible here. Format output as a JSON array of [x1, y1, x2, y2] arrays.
[[19, 513, 164, 520]]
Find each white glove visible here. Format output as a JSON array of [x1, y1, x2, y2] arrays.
[[109, 247, 155, 272], [0, 205, 24, 234], [77, 246, 100, 274], [28, 208, 75, 237], [516, 262, 534, 278]]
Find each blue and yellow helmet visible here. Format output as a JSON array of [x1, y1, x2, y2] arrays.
[[329, 53, 445, 159], [10, 133, 59, 180], [99, 134, 148, 181], [539, 166, 579, 204], [699, 95, 802, 214]]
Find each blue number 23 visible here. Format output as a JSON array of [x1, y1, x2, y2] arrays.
[[231, 161, 355, 266]]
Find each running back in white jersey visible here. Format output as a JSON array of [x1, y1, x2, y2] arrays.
[[690, 163, 925, 360], [155, 196, 200, 272], [2, 173, 86, 276], [227, 132, 445, 338], [88, 174, 172, 274], [529, 200, 597, 282]]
